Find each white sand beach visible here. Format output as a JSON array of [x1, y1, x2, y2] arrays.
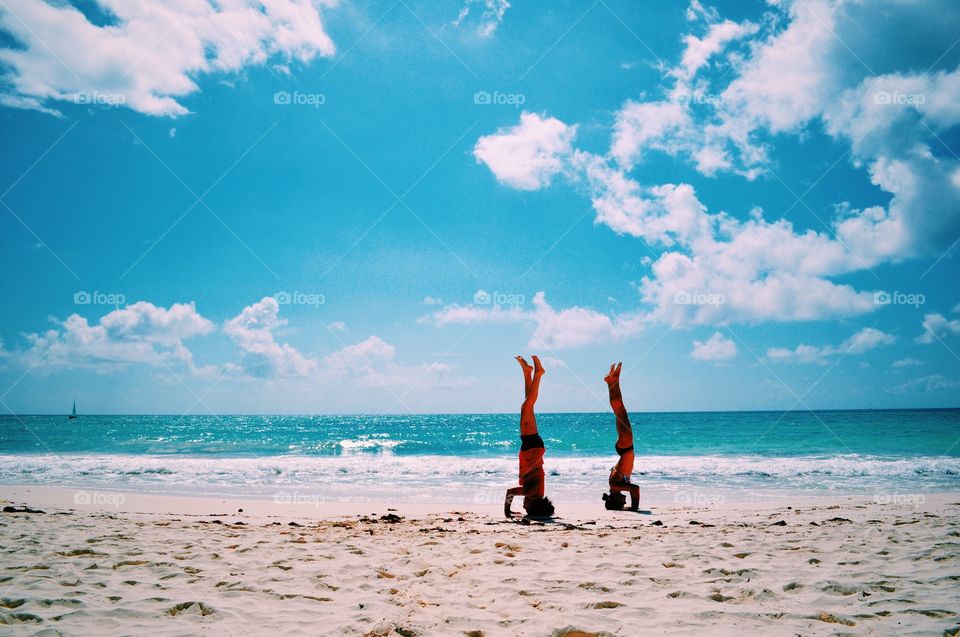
[[1, 486, 959, 636]]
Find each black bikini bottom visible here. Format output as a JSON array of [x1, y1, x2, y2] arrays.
[[520, 433, 544, 451]]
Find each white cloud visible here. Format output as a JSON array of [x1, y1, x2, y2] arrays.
[[767, 327, 895, 364], [483, 131, 883, 325], [686, 0, 719, 23], [22, 301, 214, 371], [916, 313, 960, 344], [473, 112, 577, 190], [714, 0, 960, 257], [224, 297, 316, 378], [0, 0, 336, 117], [323, 335, 395, 375], [892, 357, 922, 368], [607, 7, 758, 176], [719, 0, 841, 135], [326, 321, 347, 331], [593, 174, 879, 325], [609, 101, 689, 170], [453, 0, 510, 38], [473, 1, 960, 329], [323, 335, 469, 388], [421, 291, 644, 350], [890, 374, 960, 394], [674, 18, 758, 82], [691, 332, 736, 361]]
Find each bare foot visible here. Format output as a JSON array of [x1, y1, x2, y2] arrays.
[[604, 362, 622, 385], [515, 356, 533, 372], [532, 355, 546, 376]]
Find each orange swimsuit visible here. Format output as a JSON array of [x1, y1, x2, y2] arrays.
[[518, 445, 545, 498]]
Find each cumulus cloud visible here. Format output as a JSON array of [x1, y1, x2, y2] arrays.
[[472, 0, 960, 328], [473, 112, 577, 190], [421, 291, 643, 350], [690, 332, 736, 361], [323, 335, 470, 388], [916, 313, 960, 344], [767, 327, 895, 364], [674, 18, 758, 83], [582, 167, 878, 325], [224, 297, 317, 378], [716, 0, 960, 257], [22, 301, 214, 371], [0, 0, 337, 117]]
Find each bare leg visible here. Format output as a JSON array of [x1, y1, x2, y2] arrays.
[[604, 362, 633, 448], [519, 355, 544, 436], [605, 362, 635, 479], [507, 356, 545, 518], [515, 356, 532, 396]]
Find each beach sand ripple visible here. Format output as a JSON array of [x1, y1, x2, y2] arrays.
[[1, 495, 959, 635]]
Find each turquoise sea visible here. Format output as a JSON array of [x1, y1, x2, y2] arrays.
[[1, 410, 958, 504]]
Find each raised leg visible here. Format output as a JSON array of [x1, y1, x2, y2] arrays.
[[518, 355, 545, 436], [604, 362, 633, 447]]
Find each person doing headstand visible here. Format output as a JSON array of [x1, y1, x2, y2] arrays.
[[504, 355, 555, 519], [602, 362, 640, 511]]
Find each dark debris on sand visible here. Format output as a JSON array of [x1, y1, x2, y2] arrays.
[[3, 506, 45, 514]]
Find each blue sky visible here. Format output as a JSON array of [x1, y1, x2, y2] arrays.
[[0, 0, 958, 414]]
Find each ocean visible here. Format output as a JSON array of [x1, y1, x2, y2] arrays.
[[1, 410, 958, 505]]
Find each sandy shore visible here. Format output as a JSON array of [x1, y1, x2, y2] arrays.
[[1, 486, 959, 636]]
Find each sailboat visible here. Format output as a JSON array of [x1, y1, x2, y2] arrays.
[[69, 399, 77, 419]]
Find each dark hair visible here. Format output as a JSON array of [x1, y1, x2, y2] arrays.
[[524, 496, 555, 518], [602, 491, 626, 510]]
